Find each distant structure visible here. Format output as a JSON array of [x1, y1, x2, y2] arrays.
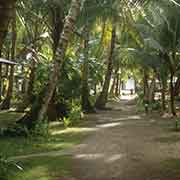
[[121, 77, 135, 95]]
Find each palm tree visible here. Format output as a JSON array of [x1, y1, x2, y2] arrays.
[[95, 22, 117, 109], [18, 0, 84, 129]]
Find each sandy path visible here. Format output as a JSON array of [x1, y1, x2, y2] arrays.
[[65, 99, 180, 180]]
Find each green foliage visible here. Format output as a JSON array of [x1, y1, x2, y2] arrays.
[[0, 154, 23, 180], [135, 91, 145, 112], [31, 120, 49, 138], [149, 101, 161, 111], [12, 156, 71, 180], [175, 118, 180, 131], [63, 101, 83, 127]]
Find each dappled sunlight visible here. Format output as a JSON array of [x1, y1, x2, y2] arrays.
[[45, 142, 75, 150], [75, 153, 124, 163], [120, 94, 137, 100], [127, 115, 141, 120], [75, 153, 104, 160], [112, 115, 142, 122], [96, 122, 123, 128], [105, 154, 124, 163], [51, 127, 98, 136]]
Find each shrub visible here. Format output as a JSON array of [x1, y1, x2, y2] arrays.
[[0, 154, 23, 180], [149, 101, 161, 111], [63, 101, 83, 127], [175, 118, 180, 131], [31, 119, 49, 138]]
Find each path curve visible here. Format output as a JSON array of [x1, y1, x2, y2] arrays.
[[66, 99, 180, 180]]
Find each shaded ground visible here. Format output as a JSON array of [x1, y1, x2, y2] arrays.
[[62, 97, 180, 180]]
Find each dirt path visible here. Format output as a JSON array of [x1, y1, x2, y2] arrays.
[[64, 98, 180, 180]]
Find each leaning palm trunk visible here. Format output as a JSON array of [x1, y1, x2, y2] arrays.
[[81, 23, 94, 113], [38, 0, 83, 121], [18, 0, 83, 129], [95, 24, 116, 109]]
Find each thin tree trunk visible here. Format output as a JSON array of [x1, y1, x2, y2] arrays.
[[110, 71, 116, 95], [170, 70, 176, 116], [95, 23, 116, 109], [27, 58, 36, 103], [0, 50, 2, 102], [148, 76, 156, 104], [161, 80, 166, 112], [143, 70, 149, 114], [81, 23, 94, 113], [94, 84, 97, 95], [174, 76, 180, 96], [1, 8, 16, 110], [115, 72, 120, 97], [118, 77, 122, 96]]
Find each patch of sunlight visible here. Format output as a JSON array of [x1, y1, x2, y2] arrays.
[[105, 154, 124, 163], [96, 122, 123, 128], [112, 115, 142, 122], [120, 94, 137, 100], [75, 153, 124, 163], [49, 121, 63, 127], [75, 153, 104, 160], [127, 115, 141, 120], [46, 142, 74, 149], [51, 127, 98, 135], [149, 119, 156, 123]]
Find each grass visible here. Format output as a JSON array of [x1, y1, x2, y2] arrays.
[[0, 126, 88, 157], [0, 111, 91, 179], [10, 156, 72, 180], [160, 158, 180, 179], [0, 111, 23, 128]]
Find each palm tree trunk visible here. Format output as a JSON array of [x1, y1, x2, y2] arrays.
[[95, 23, 116, 109], [81, 24, 94, 113], [161, 80, 166, 112], [115, 72, 120, 97], [0, 50, 2, 102], [174, 76, 180, 96], [18, 0, 83, 129], [143, 70, 149, 114], [170, 70, 176, 116], [148, 76, 156, 104], [110, 74, 116, 95]]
